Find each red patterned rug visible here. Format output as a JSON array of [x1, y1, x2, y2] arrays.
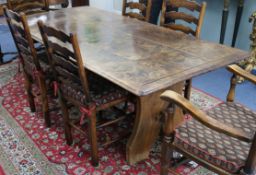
[[0, 63, 221, 175]]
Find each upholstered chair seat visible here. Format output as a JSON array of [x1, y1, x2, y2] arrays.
[[175, 102, 256, 174]]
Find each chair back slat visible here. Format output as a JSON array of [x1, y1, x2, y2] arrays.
[[125, 12, 146, 21], [55, 65, 81, 85], [126, 2, 146, 11], [43, 26, 71, 43], [38, 20, 91, 100], [160, 0, 206, 38], [122, 0, 152, 22], [166, 11, 198, 25], [7, 0, 48, 14], [49, 0, 69, 7], [163, 23, 196, 36], [52, 51, 79, 78], [4, 7, 42, 70], [15, 36, 31, 52], [4, 7, 21, 22], [11, 22, 26, 37], [166, 0, 201, 12], [48, 41, 75, 59]]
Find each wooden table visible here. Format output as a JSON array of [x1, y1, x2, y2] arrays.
[[27, 6, 249, 164]]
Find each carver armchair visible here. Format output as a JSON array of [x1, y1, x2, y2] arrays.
[[160, 64, 256, 175]]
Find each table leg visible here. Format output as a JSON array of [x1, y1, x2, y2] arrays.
[[220, 0, 230, 44], [126, 82, 184, 164], [231, 0, 244, 47]]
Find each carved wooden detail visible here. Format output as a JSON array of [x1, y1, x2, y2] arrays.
[[238, 11, 256, 83]]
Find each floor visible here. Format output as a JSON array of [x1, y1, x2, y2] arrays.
[[193, 67, 256, 110]]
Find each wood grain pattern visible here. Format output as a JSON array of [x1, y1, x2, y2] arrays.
[[26, 7, 250, 164], [27, 7, 249, 96]]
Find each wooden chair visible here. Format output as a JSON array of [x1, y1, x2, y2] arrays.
[[160, 0, 206, 100], [4, 8, 53, 127], [6, 0, 68, 15], [122, 0, 152, 22], [7, 0, 49, 15], [160, 64, 256, 175], [38, 20, 134, 166]]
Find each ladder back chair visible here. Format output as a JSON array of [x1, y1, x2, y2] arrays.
[[160, 0, 206, 100], [7, 0, 49, 15], [160, 64, 256, 175], [3, 0, 48, 65], [3, 0, 68, 64], [38, 20, 134, 166], [4, 7, 53, 127], [122, 0, 152, 22]]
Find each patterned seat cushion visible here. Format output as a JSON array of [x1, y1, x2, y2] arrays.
[[174, 102, 256, 174], [60, 73, 129, 107]]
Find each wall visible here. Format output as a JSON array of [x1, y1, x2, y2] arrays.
[[197, 0, 256, 51], [89, 0, 122, 13], [90, 0, 256, 51]]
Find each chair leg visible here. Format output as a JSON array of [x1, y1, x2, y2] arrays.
[[89, 111, 99, 167], [59, 94, 73, 145], [23, 72, 36, 112], [38, 78, 51, 127], [42, 92, 50, 128], [184, 79, 192, 100], [161, 135, 172, 175]]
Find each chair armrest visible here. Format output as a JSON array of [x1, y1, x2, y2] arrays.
[[160, 90, 252, 143], [227, 64, 256, 84]]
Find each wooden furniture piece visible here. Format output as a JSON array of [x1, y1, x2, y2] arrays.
[[122, 0, 152, 22], [7, 0, 49, 15], [160, 0, 206, 38], [238, 11, 256, 83], [1, 0, 68, 64], [4, 8, 53, 127], [71, 0, 89, 7], [160, 0, 206, 100], [0, 3, 17, 64], [7, 0, 69, 13], [26, 7, 249, 164], [0, 3, 4, 16], [160, 64, 256, 175], [38, 20, 133, 166]]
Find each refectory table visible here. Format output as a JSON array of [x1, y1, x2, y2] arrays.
[[27, 6, 249, 164]]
